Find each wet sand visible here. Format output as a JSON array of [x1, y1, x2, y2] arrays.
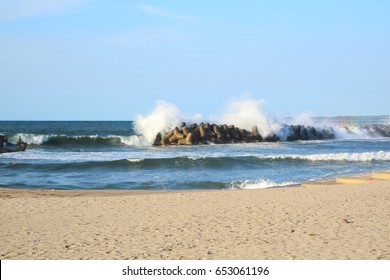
[[1, 171, 389, 260]]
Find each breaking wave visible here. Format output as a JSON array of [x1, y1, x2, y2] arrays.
[[227, 179, 297, 189], [259, 151, 390, 162], [6, 134, 142, 147], [3, 152, 388, 168]]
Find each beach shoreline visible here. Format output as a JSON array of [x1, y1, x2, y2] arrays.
[[1, 171, 389, 260]]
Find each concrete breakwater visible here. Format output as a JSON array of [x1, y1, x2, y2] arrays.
[[152, 122, 336, 146]]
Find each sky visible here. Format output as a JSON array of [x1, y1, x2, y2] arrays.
[[0, 0, 389, 120]]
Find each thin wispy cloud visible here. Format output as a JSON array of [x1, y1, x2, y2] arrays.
[[137, 4, 197, 21], [0, 0, 91, 21]]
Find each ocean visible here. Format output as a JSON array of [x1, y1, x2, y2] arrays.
[[1, 115, 390, 191]]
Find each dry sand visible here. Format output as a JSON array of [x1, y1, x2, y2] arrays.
[[1, 172, 389, 260]]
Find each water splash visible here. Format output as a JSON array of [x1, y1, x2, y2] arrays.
[[134, 100, 180, 144], [217, 98, 280, 137]]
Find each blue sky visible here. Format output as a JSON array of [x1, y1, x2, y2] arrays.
[[0, 0, 389, 120]]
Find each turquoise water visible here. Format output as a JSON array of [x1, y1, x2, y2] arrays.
[[1, 116, 390, 190]]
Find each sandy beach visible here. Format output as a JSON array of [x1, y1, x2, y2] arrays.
[[1, 172, 389, 260]]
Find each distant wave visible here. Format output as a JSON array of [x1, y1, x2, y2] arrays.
[[6, 134, 143, 147], [258, 151, 390, 162], [124, 152, 390, 168], [181, 152, 390, 163], [3, 152, 389, 173]]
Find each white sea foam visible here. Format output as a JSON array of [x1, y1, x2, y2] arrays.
[[260, 151, 390, 162], [217, 98, 280, 137], [227, 179, 296, 190], [133, 98, 284, 144], [127, 158, 144, 163], [8, 133, 50, 145], [332, 125, 381, 139], [284, 112, 315, 127], [134, 100, 180, 144], [118, 135, 147, 146]]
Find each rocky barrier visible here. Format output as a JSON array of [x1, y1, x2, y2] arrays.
[[152, 122, 336, 146], [152, 122, 390, 146]]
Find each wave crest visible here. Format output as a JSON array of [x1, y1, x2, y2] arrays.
[[8, 134, 132, 147]]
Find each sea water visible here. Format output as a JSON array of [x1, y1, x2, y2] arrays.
[[1, 115, 390, 190]]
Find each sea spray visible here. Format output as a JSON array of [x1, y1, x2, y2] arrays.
[[217, 98, 280, 137], [134, 100, 180, 144], [285, 112, 315, 127], [133, 99, 284, 144]]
